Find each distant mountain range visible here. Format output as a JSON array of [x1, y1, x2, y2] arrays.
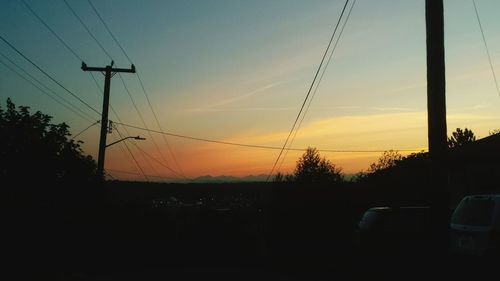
[[189, 174, 268, 183], [183, 173, 357, 183]]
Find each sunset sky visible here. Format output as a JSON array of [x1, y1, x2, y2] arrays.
[[1, 0, 500, 181]]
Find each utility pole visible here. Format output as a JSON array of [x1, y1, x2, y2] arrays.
[[426, 0, 449, 247], [82, 61, 135, 181]]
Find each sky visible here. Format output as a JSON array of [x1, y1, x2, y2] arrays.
[[1, 0, 500, 181]]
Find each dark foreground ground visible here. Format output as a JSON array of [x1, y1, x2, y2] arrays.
[[5, 182, 498, 280]]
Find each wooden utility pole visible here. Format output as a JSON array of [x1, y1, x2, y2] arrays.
[[81, 61, 135, 181], [426, 0, 449, 216]]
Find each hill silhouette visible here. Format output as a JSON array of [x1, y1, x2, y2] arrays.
[[191, 174, 268, 183]]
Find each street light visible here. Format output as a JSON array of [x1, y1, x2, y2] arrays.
[[106, 136, 146, 148], [100, 136, 145, 181]]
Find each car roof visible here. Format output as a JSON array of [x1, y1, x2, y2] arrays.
[[462, 194, 500, 201], [366, 206, 430, 212]]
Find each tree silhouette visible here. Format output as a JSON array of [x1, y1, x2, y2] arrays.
[[293, 147, 343, 184], [273, 171, 294, 183], [489, 129, 500, 136], [368, 150, 403, 173], [448, 128, 476, 148], [355, 150, 429, 187], [0, 98, 96, 184]]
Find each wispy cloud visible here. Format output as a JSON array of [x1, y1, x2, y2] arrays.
[[386, 81, 426, 94], [448, 104, 490, 112], [188, 105, 364, 113], [178, 112, 433, 175], [373, 107, 418, 112], [333, 105, 362, 110], [184, 80, 287, 113], [223, 111, 430, 146], [221, 111, 498, 148], [181, 106, 296, 113], [447, 113, 497, 121]]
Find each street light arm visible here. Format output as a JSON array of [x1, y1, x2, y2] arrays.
[[106, 136, 145, 148]]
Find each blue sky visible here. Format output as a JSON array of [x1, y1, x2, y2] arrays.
[[1, 0, 499, 180]]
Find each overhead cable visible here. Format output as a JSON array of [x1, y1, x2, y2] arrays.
[[0, 34, 101, 115], [63, 0, 113, 60], [87, 0, 186, 178], [266, 0, 350, 181], [71, 120, 100, 140], [21, 0, 83, 61], [115, 121, 425, 153], [472, 0, 500, 97], [114, 125, 149, 181], [0, 51, 96, 121], [0, 57, 95, 123], [277, 0, 357, 173]]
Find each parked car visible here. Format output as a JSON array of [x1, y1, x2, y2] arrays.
[[356, 206, 434, 256], [450, 194, 500, 258]]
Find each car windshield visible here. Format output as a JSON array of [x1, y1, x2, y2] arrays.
[[358, 210, 381, 229], [358, 208, 430, 231], [359, 209, 403, 230], [451, 198, 494, 227]]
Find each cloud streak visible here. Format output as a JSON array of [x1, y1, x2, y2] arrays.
[[224, 111, 429, 148], [180, 106, 296, 113], [184, 80, 287, 112]]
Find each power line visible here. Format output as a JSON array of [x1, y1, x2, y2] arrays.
[[104, 170, 116, 180], [89, 71, 124, 128], [87, 0, 186, 178], [86, 0, 133, 63], [59, 0, 133, 128], [81, 63, 136, 181], [131, 143, 183, 180], [70, 120, 100, 140], [110, 129, 164, 181], [0, 57, 95, 123], [63, 0, 113, 61], [90, 71, 160, 180], [21, 0, 137, 128], [0, 51, 97, 121], [112, 133, 134, 173], [266, 0, 350, 181], [89, 67, 140, 177], [114, 121, 424, 153], [115, 73, 180, 179], [21, 0, 146, 182], [128, 139, 186, 179], [86, 0, 186, 178], [277, 0, 357, 173], [67, 0, 184, 178], [134, 146, 166, 182], [110, 123, 171, 181], [106, 169, 179, 180], [107, 132, 142, 177], [20, 0, 141, 147], [89, 71, 128, 132], [27, 1, 424, 179], [0, 34, 101, 116], [20, 0, 83, 61], [114, 125, 149, 181], [117, 74, 149, 128], [117, 73, 178, 174], [23, 0, 112, 110], [136, 74, 186, 178], [472, 0, 500, 97]]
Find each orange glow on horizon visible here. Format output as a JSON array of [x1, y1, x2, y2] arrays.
[[104, 111, 438, 181]]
